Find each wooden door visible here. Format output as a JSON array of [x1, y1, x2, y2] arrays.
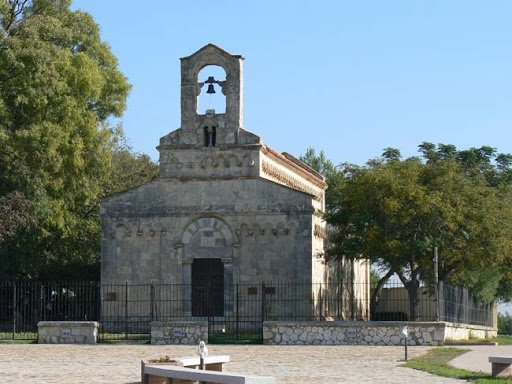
[[191, 258, 224, 316]]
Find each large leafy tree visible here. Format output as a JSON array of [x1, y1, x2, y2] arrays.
[[302, 144, 512, 319], [103, 139, 159, 198], [0, 0, 134, 279], [0, 191, 36, 244]]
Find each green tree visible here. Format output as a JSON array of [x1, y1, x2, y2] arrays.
[[0, 191, 36, 244], [0, 0, 132, 279], [498, 312, 512, 335], [103, 139, 159, 198], [304, 144, 512, 319]]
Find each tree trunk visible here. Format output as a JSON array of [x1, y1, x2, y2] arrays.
[[397, 269, 420, 321], [405, 278, 420, 321], [370, 269, 395, 319]]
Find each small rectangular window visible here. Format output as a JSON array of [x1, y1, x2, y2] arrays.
[[211, 126, 216, 147], [264, 287, 276, 295], [248, 287, 258, 295], [204, 127, 210, 147]]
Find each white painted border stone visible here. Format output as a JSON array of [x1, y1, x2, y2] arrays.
[[37, 321, 98, 344]]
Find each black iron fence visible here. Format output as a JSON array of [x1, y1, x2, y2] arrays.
[[372, 281, 495, 326], [0, 280, 495, 341], [0, 281, 100, 339], [440, 283, 495, 326]]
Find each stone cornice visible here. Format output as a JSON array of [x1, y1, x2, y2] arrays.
[[262, 159, 322, 201], [261, 145, 327, 190]]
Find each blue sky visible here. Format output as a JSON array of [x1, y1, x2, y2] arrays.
[[72, 1, 512, 166]]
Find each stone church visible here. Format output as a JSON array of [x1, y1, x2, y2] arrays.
[[100, 44, 369, 321]]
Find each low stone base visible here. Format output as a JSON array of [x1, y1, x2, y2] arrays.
[[445, 322, 497, 340], [38, 321, 98, 344], [151, 321, 207, 345], [263, 321, 497, 346]]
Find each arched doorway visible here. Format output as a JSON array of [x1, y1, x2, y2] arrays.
[[181, 217, 234, 317]]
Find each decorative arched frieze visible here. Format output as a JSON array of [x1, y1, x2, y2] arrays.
[[181, 216, 234, 245], [236, 220, 294, 238]]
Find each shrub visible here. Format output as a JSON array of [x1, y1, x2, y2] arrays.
[[498, 312, 512, 335]]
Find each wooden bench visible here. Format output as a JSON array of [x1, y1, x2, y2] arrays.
[[142, 365, 276, 384], [489, 356, 512, 378]]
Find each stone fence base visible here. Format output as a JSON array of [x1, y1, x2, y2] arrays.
[[445, 322, 497, 340], [38, 321, 98, 344], [151, 321, 208, 345], [263, 321, 497, 346]]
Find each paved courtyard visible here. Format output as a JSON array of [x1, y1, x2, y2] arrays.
[[0, 344, 465, 383]]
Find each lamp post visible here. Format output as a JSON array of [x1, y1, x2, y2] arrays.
[[402, 326, 409, 361]]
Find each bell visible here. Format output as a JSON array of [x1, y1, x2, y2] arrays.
[[206, 83, 216, 94]]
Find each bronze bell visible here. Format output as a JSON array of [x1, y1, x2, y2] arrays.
[[206, 83, 216, 94], [205, 76, 216, 94]]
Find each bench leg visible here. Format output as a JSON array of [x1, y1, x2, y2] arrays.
[[492, 363, 512, 378], [205, 363, 223, 372]]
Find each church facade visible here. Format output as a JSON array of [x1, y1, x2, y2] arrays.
[[100, 44, 369, 322]]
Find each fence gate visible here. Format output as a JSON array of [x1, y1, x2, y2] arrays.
[[207, 283, 265, 344]]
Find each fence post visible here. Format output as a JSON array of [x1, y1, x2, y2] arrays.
[[39, 283, 44, 324], [150, 284, 155, 322], [125, 282, 128, 340], [12, 282, 16, 340], [319, 284, 323, 320], [96, 282, 101, 323], [338, 280, 342, 320], [235, 283, 239, 340], [434, 246, 439, 322], [438, 281, 444, 321], [261, 282, 266, 324]]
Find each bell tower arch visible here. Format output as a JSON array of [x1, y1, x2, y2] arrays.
[[180, 43, 244, 131], [158, 44, 261, 178]]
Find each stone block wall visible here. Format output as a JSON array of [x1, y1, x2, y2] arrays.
[[151, 321, 208, 345], [445, 322, 497, 340], [38, 321, 98, 344], [263, 321, 497, 346]]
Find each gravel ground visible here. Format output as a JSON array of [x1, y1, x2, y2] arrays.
[[0, 344, 465, 383]]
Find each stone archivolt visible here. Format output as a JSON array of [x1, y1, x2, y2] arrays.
[[181, 217, 233, 245]]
